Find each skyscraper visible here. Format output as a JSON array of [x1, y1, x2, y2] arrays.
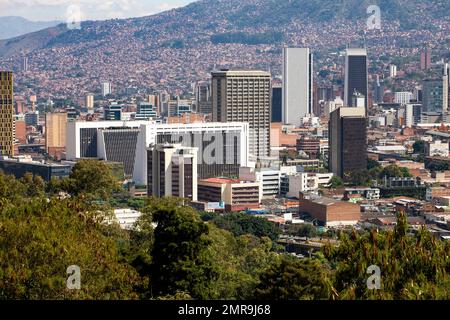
[[196, 81, 212, 114], [271, 85, 282, 122], [0, 71, 14, 157], [422, 79, 444, 113], [101, 82, 112, 97], [86, 94, 94, 113], [212, 70, 271, 160], [147, 143, 198, 201], [420, 49, 432, 70], [443, 63, 449, 113], [45, 112, 67, 155], [329, 107, 367, 178], [345, 48, 368, 112], [282, 47, 313, 126]]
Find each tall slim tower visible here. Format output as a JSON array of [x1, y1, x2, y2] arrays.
[[0, 71, 14, 157], [212, 70, 271, 160], [443, 63, 449, 113], [345, 48, 368, 112], [282, 47, 313, 126], [329, 107, 367, 178]]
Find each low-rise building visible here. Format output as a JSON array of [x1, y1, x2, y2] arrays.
[[282, 172, 333, 198], [198, 178, 262, 212], [0, 155, 71, 181], [298, 193, 361, 227]]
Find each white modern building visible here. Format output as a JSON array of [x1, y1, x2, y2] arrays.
[[66, 121, 250, 185], [147, 144, 198, 201], [283, 47, 313, 126], [394, 92, 413, 105], [239, 167, 282, 199], [324, 96, 344, 116], [284, 172, 334, 198], [101, 82, 112, 97], [389, 64, 398, 78]]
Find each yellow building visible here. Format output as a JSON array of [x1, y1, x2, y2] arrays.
[[45, 112, 67, 153], [0, 71, 14, 157]]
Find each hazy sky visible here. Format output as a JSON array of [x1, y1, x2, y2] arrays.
[[0, 0, 196, 21]]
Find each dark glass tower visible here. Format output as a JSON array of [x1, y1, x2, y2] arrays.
[[345, 48, 368, 111]]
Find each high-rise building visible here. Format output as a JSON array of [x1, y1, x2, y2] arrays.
[[344, 48, 368, 113], [104, 104, 122, 120], [136, 102, 157, 120], [101, 82, 112, 97], [212, 70, 271, 160], [420, 49, 432, 70], [22, 56, 28, 72], [329, 107, 367, 178], [147, 143, 198, 201], [443, 63, 449, 113], [45, 112, 67, 155], [196, 81, 212, 114], [66, 121, 249, 185], [389, 64, 397, 78], [0, 71, 14, 156], [394, 92, 413, 105], [351, 91, 366, 108], [422, 79, 444, 113], [271, 85, 282, 122], [282, 48, 313, 125], [86, 94, 94, 113], [374, 75, 385, 104]]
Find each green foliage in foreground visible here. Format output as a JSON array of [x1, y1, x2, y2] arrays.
[[1, 168, 449, 300], [0, 198, 141, 299]]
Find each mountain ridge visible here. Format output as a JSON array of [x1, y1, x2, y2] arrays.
[[0, 16, 61, 40]]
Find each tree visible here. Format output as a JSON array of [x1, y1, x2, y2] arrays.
[[367, 158, 381, 170], [413, 140, 425, 154], [149, 199, 218, 299], [329, 176, 344, 188], [205, 225, 275, 299], [0, 198, 142, 299], [323, 212, 450, 299], [209, 212, 281, 241], [286, 224, 317, 238], [66, 159, 120, 200], [255, 255, 331, 300]]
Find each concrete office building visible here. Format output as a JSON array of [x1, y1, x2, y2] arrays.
[[86, 94, 94, 113], [136, 102, 157, 120], [443, 63, 449, 113], [198, 178, 261, 212], [282, 48, 313, 126], [45, 112, 67, 154], [0, 71, 14, 156], [345, 48, 368, 112], [196, 81, 212, 114], [329, 107, 367, 178], [212, 70, 271, 160], [101, 82, 112, 97], [394, 92, 413, 105], [420, 49, 432, 70], [66, 121, 249, 185], [147, 144, 198, 201]]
